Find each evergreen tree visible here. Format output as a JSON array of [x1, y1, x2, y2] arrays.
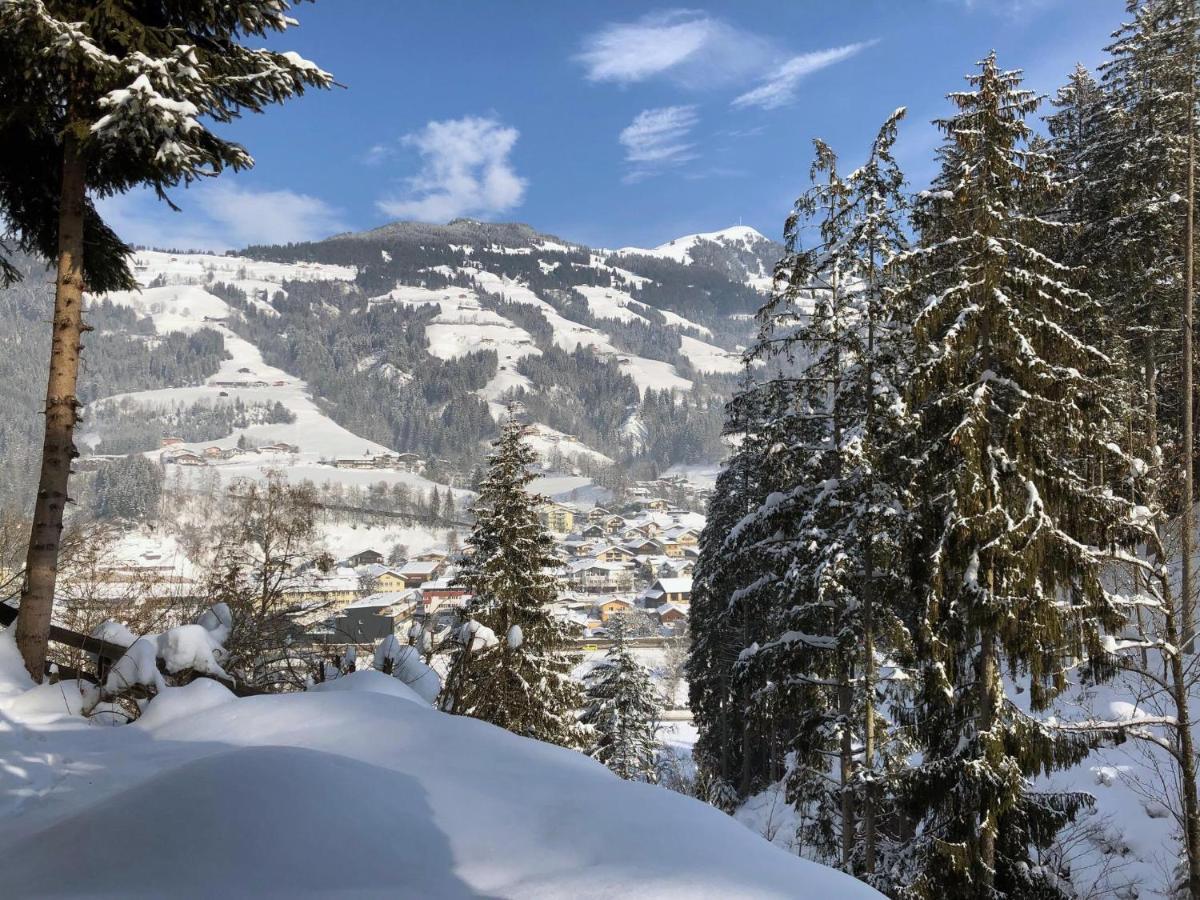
[[438, 415, 583, 749], [894, 54, 1144, 899], [0, 0, 331, 681], [581, 614, 662, 782], [723, 111, 915, 879], [685, 390, 773, 809], [1062, 6, 1200, 890]]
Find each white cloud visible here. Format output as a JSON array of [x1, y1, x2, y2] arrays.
[[576, 10, 769, 89], [619, 106, 700, 182], [376, 116, 527, 222], [361, 143, 393, 166], [97, 182, 349, 251], [733, 41, 878, 110]]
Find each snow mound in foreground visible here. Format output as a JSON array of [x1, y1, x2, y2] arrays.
[[0, 653, 876, 899]]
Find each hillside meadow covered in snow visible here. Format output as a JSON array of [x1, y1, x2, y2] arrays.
[[4, 1, 1200, 898]]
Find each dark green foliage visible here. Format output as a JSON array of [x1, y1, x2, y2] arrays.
[[0, 0, 333, 288]]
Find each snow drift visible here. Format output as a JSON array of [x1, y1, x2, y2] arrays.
[[0, 635, 875, 899]]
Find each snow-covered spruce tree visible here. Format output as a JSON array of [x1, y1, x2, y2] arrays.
[[581, 614, 662, 782], [1057, 8, 1200, 891], [731, 137, 860, 869], [0, 1, 332, 681], [705, 356, 812, 805], [730, 113, 915, 882], [686, 389, 775, 810], [1044, 64, 1109, 269], [437, 415, 583, 749], [894, 55, 1147, 899]]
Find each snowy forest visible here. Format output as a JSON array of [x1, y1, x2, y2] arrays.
[[688, 6, 1200, 898], [2, 1, 1200, 899]]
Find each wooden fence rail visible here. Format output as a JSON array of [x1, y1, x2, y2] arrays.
[[0, 601, 265, 697]]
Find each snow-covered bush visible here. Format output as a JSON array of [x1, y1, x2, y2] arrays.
[[373, 634, 441, 704], [81, 603, 233, 720]]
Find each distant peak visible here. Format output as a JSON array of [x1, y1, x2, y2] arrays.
[[648, 226, 770, 255]]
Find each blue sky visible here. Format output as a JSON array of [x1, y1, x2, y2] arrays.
[[101, 0, 1128, 252]]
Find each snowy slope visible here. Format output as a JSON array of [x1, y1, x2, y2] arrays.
[[618, 226, 767, 264], [488, 409, 614, 467], [131, 249, 355, 288], [370, 284, 542, 367], [468, 269, 693, 395], [576, 285, 649, 324], [616, 226, 776, 292], [93, 277, 456, 499], [678, 334, 743, 374], [1037, 675, 1185, 898], [0, 641, 878, 900]]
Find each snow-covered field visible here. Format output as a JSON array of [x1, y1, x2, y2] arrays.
[[529, 474, 612, 508], [370, 284, 542, 370], [0, 634, 877, 899], [677, 334, 742, 375], [129, 249, 357, 289], [316, 521, 463, 561]]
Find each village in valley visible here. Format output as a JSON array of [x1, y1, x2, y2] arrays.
[[299, 493, 701, 647], [69, 466, 704, 687]]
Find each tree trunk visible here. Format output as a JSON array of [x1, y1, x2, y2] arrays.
[[739, 614, 754, 797], [978, 623, 998, 887], [861, 578, 877, 874], [1185, 47, 1197, 654], [1159, 568, 1200, 899], [861, 257, 879, 876], [839, 666, 856, 869], [1181, 47, 1200, 895], [15, 127, 87, 682]]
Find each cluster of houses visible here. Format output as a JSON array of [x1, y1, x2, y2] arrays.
[[330, 452, 430, 474], [285, 549, 470, 645], [159, 441, 300, 467], [57, 492, 703, 658], [208, 379, 287, 389], [629, 474, 713, 511], [286, 494, 702, 649], [539, 498, 699, 634]]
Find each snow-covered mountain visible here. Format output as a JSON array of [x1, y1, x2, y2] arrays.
[[0, 215, 781, 527], [0, 219, 773, 513], [617, 225, 780, 293]]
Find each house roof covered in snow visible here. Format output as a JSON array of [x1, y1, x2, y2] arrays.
[[343, 591, 417, 610]]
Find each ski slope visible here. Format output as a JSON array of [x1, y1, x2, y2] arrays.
[[616, 226, 775, 292], [617, 225, 768, 265]]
